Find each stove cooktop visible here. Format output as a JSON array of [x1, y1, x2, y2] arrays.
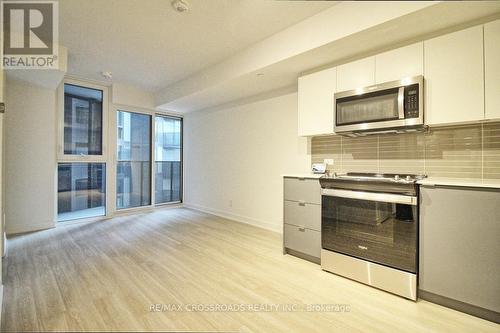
[[319, 173, 427, 195], [320, 172, 426, 184]]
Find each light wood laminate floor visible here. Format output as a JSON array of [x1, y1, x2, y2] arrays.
[[2, 208, 498, 332]]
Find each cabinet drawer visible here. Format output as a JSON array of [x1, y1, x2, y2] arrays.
[[284, 224, 321, 258], [284, 177, 321, 204], [284, 200, 320, 231]]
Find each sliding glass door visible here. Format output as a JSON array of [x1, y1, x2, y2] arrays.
[[116, 111, 152, 209], [155, 115, 182, 204], [114, 110, 182, 211]]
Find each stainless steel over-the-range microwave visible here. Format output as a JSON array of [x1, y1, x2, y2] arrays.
[[334, 75, 424, 136]]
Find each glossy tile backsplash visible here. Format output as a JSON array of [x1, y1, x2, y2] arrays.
[[311, 122, 500, 179]]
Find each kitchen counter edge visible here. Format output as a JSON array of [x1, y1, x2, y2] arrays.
[[282, 175, 500, 189], [282, 174, 323, 179], [417, 177, 500, 190]]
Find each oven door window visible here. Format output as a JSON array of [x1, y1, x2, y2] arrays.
[[322, 195, 417, 273], [336, 88, 400, 126]]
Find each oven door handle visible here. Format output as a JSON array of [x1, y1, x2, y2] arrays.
[[321, 189, 417, 206]]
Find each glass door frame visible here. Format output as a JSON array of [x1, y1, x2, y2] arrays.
[[108, 104, 183, 215], [57, 78, 109, 163], [154, 114, 183, 207], [56, 78, 111, 222]]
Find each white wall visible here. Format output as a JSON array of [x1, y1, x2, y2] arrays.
[[0, 69, 5, 287], [183, 92, 310, 233], [112, 82, 155, 109], [2, 77, 162, 235], [3, 80, 308, 235], [5, 79, 57, 234], [156, 2, 434, 106]]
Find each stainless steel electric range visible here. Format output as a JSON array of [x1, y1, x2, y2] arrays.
[[319, 173, 426, 300]]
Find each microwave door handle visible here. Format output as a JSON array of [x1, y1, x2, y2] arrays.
[[398, 86, 405, 119]]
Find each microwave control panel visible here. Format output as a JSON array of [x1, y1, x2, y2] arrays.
[[404, 84, 420, 118]]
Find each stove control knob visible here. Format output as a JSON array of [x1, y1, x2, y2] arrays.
[[394, 175, 400, 181], [406, 175, 411, 181]]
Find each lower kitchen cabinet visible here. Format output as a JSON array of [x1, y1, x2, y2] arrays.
[[419, 186, 500, 323], [284, 224, 321, 260], [283, 176, 321, 263], [284, 177, 321, 204], [284, 200, 321, 231]]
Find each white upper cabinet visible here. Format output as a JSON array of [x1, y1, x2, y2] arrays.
[[424, 26, 484, 125], [336, 57, 375, 92], [298, 67, 337, 136], [297, 22, 494, 137], [485, 19, 500, 121], [375, 42, 424, 84]]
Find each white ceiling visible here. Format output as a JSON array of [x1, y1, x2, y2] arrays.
[[59, 0, 336, 92], [158, 1, 500, 113]]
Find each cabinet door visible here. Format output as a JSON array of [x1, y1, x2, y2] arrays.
[[336, 57, 375, 92], [297, 67, 336, 136], [376, 42, 423, 84], [420, 186, 500, 313], [424, 26, 484, 125], [485, 19, 500, 120]]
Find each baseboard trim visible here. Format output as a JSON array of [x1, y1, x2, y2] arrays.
[[419, 289, 500, 324], [285, 248, 320, 264], [183, 203, 281, 233], [6, 222, 55, 236]]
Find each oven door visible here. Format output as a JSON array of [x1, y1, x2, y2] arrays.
[[321, 189, 418, 273]]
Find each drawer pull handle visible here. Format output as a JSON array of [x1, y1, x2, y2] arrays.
[[358, 245, 368, 250], [298, 177, 305, 181], [298, 201, 306, 206], [298, 227, 306, 232]]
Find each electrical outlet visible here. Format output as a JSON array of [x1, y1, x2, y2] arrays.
[[324, 159, 334, 165]]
